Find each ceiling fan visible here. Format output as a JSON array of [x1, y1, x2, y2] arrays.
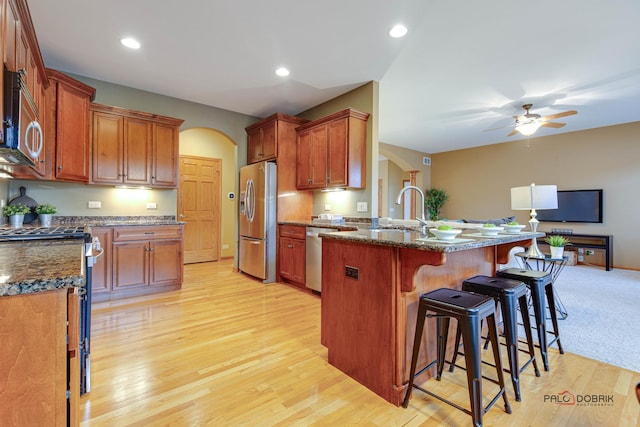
[[486, 104, 578, 136]]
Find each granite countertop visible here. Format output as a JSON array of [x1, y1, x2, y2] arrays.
[[0, 239, 86, 297], [320, 228, 544, 253], [54, 215, 184, 227]]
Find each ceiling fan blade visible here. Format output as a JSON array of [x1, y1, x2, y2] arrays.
[[541, 121, 566, 128], [483, 124, 514, 132], [507, 129, 519, 137], [543, 110, 577, 120]]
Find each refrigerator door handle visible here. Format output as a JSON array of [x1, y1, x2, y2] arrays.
[[246, 178, 255, 222]]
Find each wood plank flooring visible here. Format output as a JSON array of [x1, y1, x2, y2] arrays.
[[82, 259, 640, 426]]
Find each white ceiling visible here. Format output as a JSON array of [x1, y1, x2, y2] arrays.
[[28, 0, 640, 154]]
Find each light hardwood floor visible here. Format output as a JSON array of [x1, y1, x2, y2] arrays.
[[82, 259, 640, 426]]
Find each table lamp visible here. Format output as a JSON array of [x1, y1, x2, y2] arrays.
[[511, 183, 558, 257]]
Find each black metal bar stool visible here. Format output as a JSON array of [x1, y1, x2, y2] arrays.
[[449, 275, 541, 402], [402, 288, 511, 427], [496, 268, 564, 371]]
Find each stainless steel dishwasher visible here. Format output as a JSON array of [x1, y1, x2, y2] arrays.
[[305, 227, 334, 292]]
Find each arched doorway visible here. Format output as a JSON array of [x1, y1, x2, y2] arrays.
[[178, 128, 237, 263]]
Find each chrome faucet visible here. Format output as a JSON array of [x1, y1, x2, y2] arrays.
[[395, 186, 428, 232]]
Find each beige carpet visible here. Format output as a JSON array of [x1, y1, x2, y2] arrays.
[[533, 263, 640, 373]]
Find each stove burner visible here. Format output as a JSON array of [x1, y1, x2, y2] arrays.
[[0, 226, 87, 240]]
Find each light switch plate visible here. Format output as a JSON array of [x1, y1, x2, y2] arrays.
[[146, 202, 158, 210], [324, 204, 331, 211], [357, 202, 368, 212], [88, 201, 101, 209]]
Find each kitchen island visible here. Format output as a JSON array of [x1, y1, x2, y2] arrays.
[[0, 238, 86, 425], [320, 228, 542, 406]]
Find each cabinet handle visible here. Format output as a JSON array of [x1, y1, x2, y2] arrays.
[[287, 244, 294, 248], [307, 179, 312, 183], [145, 232, 155, 234]]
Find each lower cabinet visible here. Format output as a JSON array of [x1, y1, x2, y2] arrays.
[[0, 288, 79, 426], [278, 225, 306, 286], [92, 225, 184, 301]]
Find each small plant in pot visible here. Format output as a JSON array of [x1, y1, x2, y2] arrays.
[[544, 235, 571, 259], [3, 204, 32, 228], [35, 203, 58, 227]]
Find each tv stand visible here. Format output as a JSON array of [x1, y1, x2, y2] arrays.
[[538, 232, 613, 271]]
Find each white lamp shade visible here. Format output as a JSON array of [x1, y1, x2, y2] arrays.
[[511, 184, 558, 210]]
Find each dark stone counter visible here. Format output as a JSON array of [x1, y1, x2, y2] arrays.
[[320, 229, 544, 253], [0, 239, 85, 296], [54, 215, 183, 227]]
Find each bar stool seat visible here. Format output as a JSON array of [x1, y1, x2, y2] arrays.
[[450, 275, 541, 402], [496, 268, 564, 371], [402, 288, 511, 427]]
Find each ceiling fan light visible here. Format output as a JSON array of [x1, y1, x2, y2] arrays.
[[516, 121, 542, 136]]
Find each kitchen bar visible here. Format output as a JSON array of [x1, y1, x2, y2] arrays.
[[319, 228, 542, 406]]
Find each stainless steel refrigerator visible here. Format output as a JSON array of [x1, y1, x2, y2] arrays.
[[239, 161, 277, 283]]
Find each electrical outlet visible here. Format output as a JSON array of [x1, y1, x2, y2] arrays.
[[88, 201, 101, 209], [324, 204, 331, 211], [222, 244, 229, 249], [357, 202, 368, 212], [146, 202, 157, 210]]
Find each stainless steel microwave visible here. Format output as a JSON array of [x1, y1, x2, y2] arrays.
[[1, 69, 43, 167]]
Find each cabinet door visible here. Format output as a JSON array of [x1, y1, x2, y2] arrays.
[[149, 239, 183, 286], [123, 118, 152, 185], [247, 128, 262, 164], [260, 120, 277, 160], [290, 238, 306, 284], [296, 130, 313, 189], [152, 122, 179, 187], [0, 290, 68, 423], [55, 82, 91, 181], [327, 117, 348, 188], [4, 0, 17, 72], [279, 237, 296, 280], [92, 112, 123, 184], [279, 237, 305, 285], [90, 227, 112, 300], [112, 241, 149, 289], [309, 125, 328, 188]]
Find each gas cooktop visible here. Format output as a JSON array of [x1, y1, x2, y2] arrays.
[[0, 226, 88, 240]]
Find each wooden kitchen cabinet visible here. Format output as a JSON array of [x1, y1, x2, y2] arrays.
[[90, 103, 184, 188], [1, 0, 49, 178], [43, 69, 96, 182], [102, 225, 184, 300], [0, 288, 79, 425], [246, 117, 277, 163], [245, 112, 309, 165], [278, 225, 306, 286], [295, 108, 369, 190]]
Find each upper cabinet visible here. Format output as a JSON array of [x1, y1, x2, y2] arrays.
[[44, 69, 96, 182], [245, 113, 308, 165], [295, 108, 369, 190], [90, 103, 184, 188], [1, 0, 49, 176]]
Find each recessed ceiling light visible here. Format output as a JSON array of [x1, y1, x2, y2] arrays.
[[389, 24, 408, 38], [121, 38, 141, 49], [275, 67, 290, 77]]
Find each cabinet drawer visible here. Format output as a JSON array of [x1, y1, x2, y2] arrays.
[[113, 225, 183, 242], [279, 225, 306, 240]]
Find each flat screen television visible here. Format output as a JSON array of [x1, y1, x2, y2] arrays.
[[537, 189, 603, 223]]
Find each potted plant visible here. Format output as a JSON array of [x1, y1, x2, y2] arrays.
[[424, 188, 449, 220], [545, 235, 571, 259], [3, 204, 32, 228], [35, 203, 58, 227]]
